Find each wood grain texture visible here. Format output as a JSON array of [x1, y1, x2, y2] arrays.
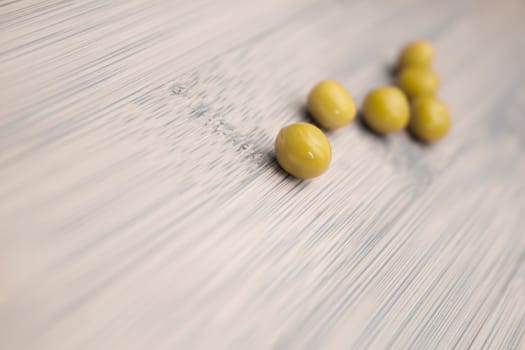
[[1, 0, 525, 349]]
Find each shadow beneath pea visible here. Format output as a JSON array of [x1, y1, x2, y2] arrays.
[[265, 150, 305, 183], [298, 105, 339, 136], [406, 128, 433, 148], [356, 111, 389, 142], [299, 105, 317, 125], [387, 63, 399, 80]]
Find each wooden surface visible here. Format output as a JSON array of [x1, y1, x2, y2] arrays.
[[1, 0, 525, 349]]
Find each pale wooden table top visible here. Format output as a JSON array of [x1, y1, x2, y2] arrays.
[[1, 0, 525, 349]]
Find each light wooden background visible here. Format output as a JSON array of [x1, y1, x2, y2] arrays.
[[1, 0, 525, 349]]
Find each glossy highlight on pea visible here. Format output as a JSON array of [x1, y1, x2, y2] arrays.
[[274, 122, 332, 179], [307, 80, 356, 129]]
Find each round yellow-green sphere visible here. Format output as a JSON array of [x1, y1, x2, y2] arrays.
[[275, 122, 331, 179], [409, 96, 451, 142], [307, 80, 357, 129], [399, 40, 434, 68], [362, 86, 410, 134], [398, 66, 439, 98]]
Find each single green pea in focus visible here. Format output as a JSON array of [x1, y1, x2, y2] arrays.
[[275, 122, 332, 179], [410, 96, 451, 142], [307, 80, 356, 129], [397, 66, 439, 98], [362, 86, 410, 134], [399, 40, 434, 68]]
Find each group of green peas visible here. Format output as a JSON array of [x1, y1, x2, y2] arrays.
[[275, 40, 451, 179]]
